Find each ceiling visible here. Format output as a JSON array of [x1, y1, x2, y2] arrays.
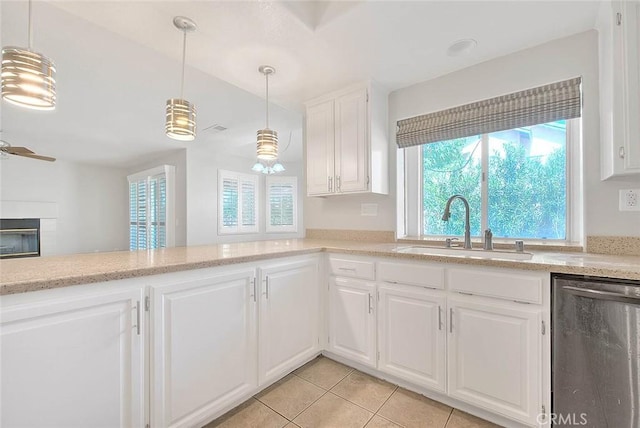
[[0, 0, 600, 168]]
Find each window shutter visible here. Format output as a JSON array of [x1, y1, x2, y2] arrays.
[[266, 176, 297, 233], [241, 179, 256, 227], [218, 170, 259, 234], [128, 165, 175, 250], [396, 77, 582, 148], [137, 180, 147, 249], [222, 177, 239, 227]]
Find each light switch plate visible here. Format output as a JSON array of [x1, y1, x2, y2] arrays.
[[619, 189, 640, 211]]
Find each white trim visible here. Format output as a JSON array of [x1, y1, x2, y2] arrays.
[[265, 176, 298, 233], [127, 165, 170, 183], [402, 119, 579, 243], [218, 170, 259, 235]]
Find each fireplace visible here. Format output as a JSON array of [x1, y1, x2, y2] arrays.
[[0, 219, 40, 259]]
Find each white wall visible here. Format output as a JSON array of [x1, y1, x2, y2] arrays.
[[0, 157, 128, 255], [128, 149, 187, 247], [186, 145, 305, 246], [305, 30, 640, 238]]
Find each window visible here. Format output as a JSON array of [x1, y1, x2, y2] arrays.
[[420, 120, 570, 240], [398, 78, 582, 242], [128, 165, 175, 250], [266, 176, 297, 233], [218, 170, 258, 234]]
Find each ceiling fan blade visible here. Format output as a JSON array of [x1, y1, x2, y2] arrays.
[[5, 146, 34, 155], [12, 152, 56, 162]]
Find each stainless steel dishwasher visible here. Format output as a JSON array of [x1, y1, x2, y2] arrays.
[[552, 274, 640, 427]]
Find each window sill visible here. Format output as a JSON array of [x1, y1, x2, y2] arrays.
[[397, 236, 584, 253]]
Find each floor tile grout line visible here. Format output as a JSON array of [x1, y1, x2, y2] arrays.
[[290, 389, 331, 423], [373, 385, 402, 426], [328, 383, 398, 416], [255, 397, 296, 423], [442, 407, 454, 428]]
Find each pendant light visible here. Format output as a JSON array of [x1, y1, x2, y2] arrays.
[[256, 65, 278, 160], [1, 0, 56, 110], [166, 16, 197, 141]]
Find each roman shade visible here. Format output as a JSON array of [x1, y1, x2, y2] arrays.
[[396, 77, 582, 148]]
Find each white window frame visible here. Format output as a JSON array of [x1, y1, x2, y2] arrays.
[[266, 176, 298, 233], [218, 169, 259, 235], [400, 118, 583, 244], [127, 164, 176, 249]]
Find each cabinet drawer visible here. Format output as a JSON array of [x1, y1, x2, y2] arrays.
[[378, 261, 444, 289], [329, 256, 375, 280], [448, 268, 543, 304]]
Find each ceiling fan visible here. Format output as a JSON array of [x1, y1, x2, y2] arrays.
[[0, 140, 56, 162]]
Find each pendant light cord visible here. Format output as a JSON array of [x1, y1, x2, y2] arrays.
[[28, 0, 33, 50], [265, 72, 270, 129], [180, 30, 187, 99]]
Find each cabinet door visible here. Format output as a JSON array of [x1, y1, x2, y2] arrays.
[[621, 0, 640, 171], [328, 277, 376, 366], [447, 297, 541, 426], [306, 100, 336, 195], [378, 285, 446, 392], [151, 269, 257, 428], [334, 88, 369, 193], [1, 287, 145, 428], [259, 259, 319, 385]]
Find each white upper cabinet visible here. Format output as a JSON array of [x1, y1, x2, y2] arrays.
[[1, 285, 145, 428], [258, 258, 320, 385], [305, 82, 389, 196], [306, 100, 336, 195], [599, 0, 640, 179]]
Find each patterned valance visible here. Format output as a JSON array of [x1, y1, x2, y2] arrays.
[[396, 77, 582, 148]]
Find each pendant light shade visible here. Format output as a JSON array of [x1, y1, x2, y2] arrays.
[[257, 128, 278, 160], [166, 98, 196, 141], [257, 65, 278, 159], [166, 16, 196, 141], [1, 1, 56, 110]]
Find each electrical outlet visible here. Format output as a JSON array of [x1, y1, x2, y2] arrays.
[[619, 189, 640, 211]]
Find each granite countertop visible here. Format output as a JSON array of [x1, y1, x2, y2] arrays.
[[1, 239, 639, 295]]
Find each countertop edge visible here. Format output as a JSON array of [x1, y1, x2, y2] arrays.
[[2, 242, 639, 296]]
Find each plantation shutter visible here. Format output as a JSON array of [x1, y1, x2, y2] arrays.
[[219, 170, 259, 234], [241, 180, 257, 227], [266, 176, 297, 233], [222, 177, 239, 227], [128, 165, 174, 250], [396, 77, 582, 148]]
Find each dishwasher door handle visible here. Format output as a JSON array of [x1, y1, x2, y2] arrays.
[[563, 286, 640, 305]]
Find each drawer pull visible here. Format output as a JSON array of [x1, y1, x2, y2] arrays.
[[449, 308, 453, 333], [438, 306, 442, 330]]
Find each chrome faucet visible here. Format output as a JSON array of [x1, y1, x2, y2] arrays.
[[442, 195, 472, 249]]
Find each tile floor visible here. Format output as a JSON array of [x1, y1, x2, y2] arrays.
[[205, 356, 502, 428]]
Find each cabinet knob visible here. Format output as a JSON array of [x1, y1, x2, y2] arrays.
[[619, 146, 626, 159]]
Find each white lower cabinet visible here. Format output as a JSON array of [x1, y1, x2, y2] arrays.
[[151, 268, 257, 428], [378, 284, 447, 392], [447, 297, 542, 426], [0, 285, 145, 428], [328, 277, 377, 366], [258, 259, 319, 385]]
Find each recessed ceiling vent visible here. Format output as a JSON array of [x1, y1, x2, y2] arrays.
[[202, 124, 228, 133]]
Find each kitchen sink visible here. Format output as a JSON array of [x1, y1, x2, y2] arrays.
[[394, 245, 534, 261]]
